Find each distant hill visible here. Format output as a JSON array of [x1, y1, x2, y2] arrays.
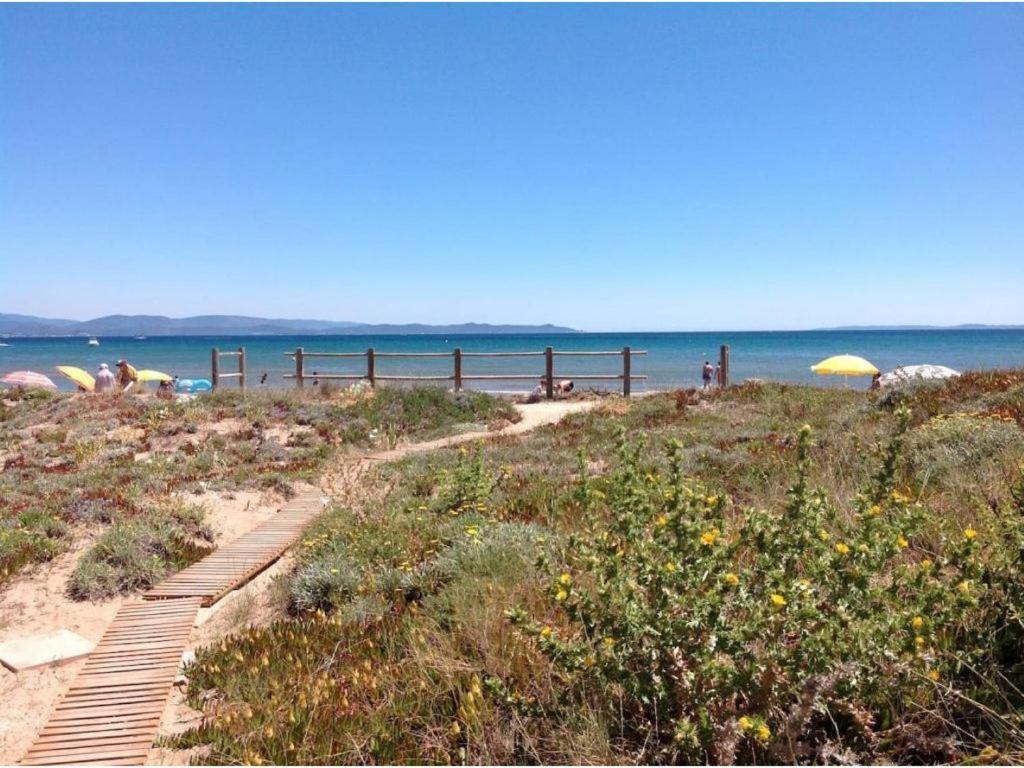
[[819, 324, 1024, 331], [0, 314, 578, 337]]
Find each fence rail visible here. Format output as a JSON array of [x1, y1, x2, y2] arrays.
[[283, 346, 648, 398]]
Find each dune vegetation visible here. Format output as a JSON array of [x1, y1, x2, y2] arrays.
[[0, 386, 518, 593], [172, 373, 1024, 765]]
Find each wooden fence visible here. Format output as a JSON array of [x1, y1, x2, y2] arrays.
[[211, 347, 246, 390], [283, 347, 648, 397]]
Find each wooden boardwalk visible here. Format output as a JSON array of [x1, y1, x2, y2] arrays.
[[22, 491, 324, 765], [21, 599, 202, 766], [143, 492, 323, 606]]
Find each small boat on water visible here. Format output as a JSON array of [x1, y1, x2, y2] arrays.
[[87, 337, 100, 347]]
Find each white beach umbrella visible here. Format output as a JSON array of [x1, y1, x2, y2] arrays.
[[878, 364, 961, 388]]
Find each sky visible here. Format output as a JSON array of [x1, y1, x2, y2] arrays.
[[1, 4, 1022, 332]]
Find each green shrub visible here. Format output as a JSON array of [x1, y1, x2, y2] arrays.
[[0, 510, 69, 583], [509, 411, 991, 763], [68, 502, 213, 599], [290, 554, 362, 613]]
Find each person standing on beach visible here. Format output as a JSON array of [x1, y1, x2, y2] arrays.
[[702, 361, 714, 389], [94, 363, 116, 394], [116, 359, 138, 391]]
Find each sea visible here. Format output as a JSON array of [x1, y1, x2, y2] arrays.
[[2, 330, 1023, 393]]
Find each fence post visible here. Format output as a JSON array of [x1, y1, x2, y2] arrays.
[[544, 347, 554, 400], [295, 347, 304, 389], [367, 348, 376, 387], [719, 344, 730, 388], [453, 348, 463, 392], [622, 346, 631, 397], [238, 347, 246, 390], [211, 348, 220, 390]]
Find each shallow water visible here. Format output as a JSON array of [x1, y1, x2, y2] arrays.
[[3, 329, 1023, 392]]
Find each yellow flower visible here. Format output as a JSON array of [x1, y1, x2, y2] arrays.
[[867, 504, 882, 517], [583, 655, 595, 668], [756, 724, 771, 742], [818, 529, 831, 542], [540, 626, 552, 638], [835, 542, 850, 555], [465, 525, 479, 537], [559, 572, 572, 586], [928, 669, 941, 682], [920, 558, 933, 570], [957, 579, 971, 594], [723, 572, 740, 587], [555, 588, 568, 601], [705, 495, 719, 506], [664, 561, 677, 574], [911, 615, 924, 630], [914, 635, 925, 648], [770, 593, 787, 608], [738, 716, 752, 731], [656, 514, 668, 527], [964, 528, 977, 541], [602, 637, 615, 648], [896, 535, 909, 549], [699, 528, 719, 546]]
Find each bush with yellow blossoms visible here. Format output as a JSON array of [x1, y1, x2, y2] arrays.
[[509, 408, 987, 763]]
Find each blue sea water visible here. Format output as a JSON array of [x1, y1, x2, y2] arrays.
[[2, 330, 1023, 393]]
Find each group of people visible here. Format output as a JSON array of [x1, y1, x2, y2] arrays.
[[92, 359, 138, 393], [90, 359, 177, 398], [701, 360, 725, 389]]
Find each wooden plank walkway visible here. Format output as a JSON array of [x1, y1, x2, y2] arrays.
[[21, 598, 202, 766], [22, 491, 325, 765], [142, 492, 323, 606]]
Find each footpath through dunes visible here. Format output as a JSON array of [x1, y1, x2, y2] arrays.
[[19, 491, 324, 766], [18, 399, 599, 766], [143, 496, 323, 606]]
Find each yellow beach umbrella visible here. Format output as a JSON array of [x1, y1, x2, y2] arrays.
[[55, 365, 95, 392], [811, 355, 879, 377], [136, 369, 173, 383]]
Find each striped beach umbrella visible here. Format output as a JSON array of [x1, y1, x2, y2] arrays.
[[1, 370, 58, 389]]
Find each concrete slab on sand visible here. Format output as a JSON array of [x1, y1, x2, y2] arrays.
[[0, 629, 94, 672]]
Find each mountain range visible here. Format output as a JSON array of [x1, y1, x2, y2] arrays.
[[818, 324, 1024, 331], [0, 314, 578, 337]]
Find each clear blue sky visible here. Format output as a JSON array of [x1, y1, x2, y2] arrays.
[[2, 4, 1022, 331]]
